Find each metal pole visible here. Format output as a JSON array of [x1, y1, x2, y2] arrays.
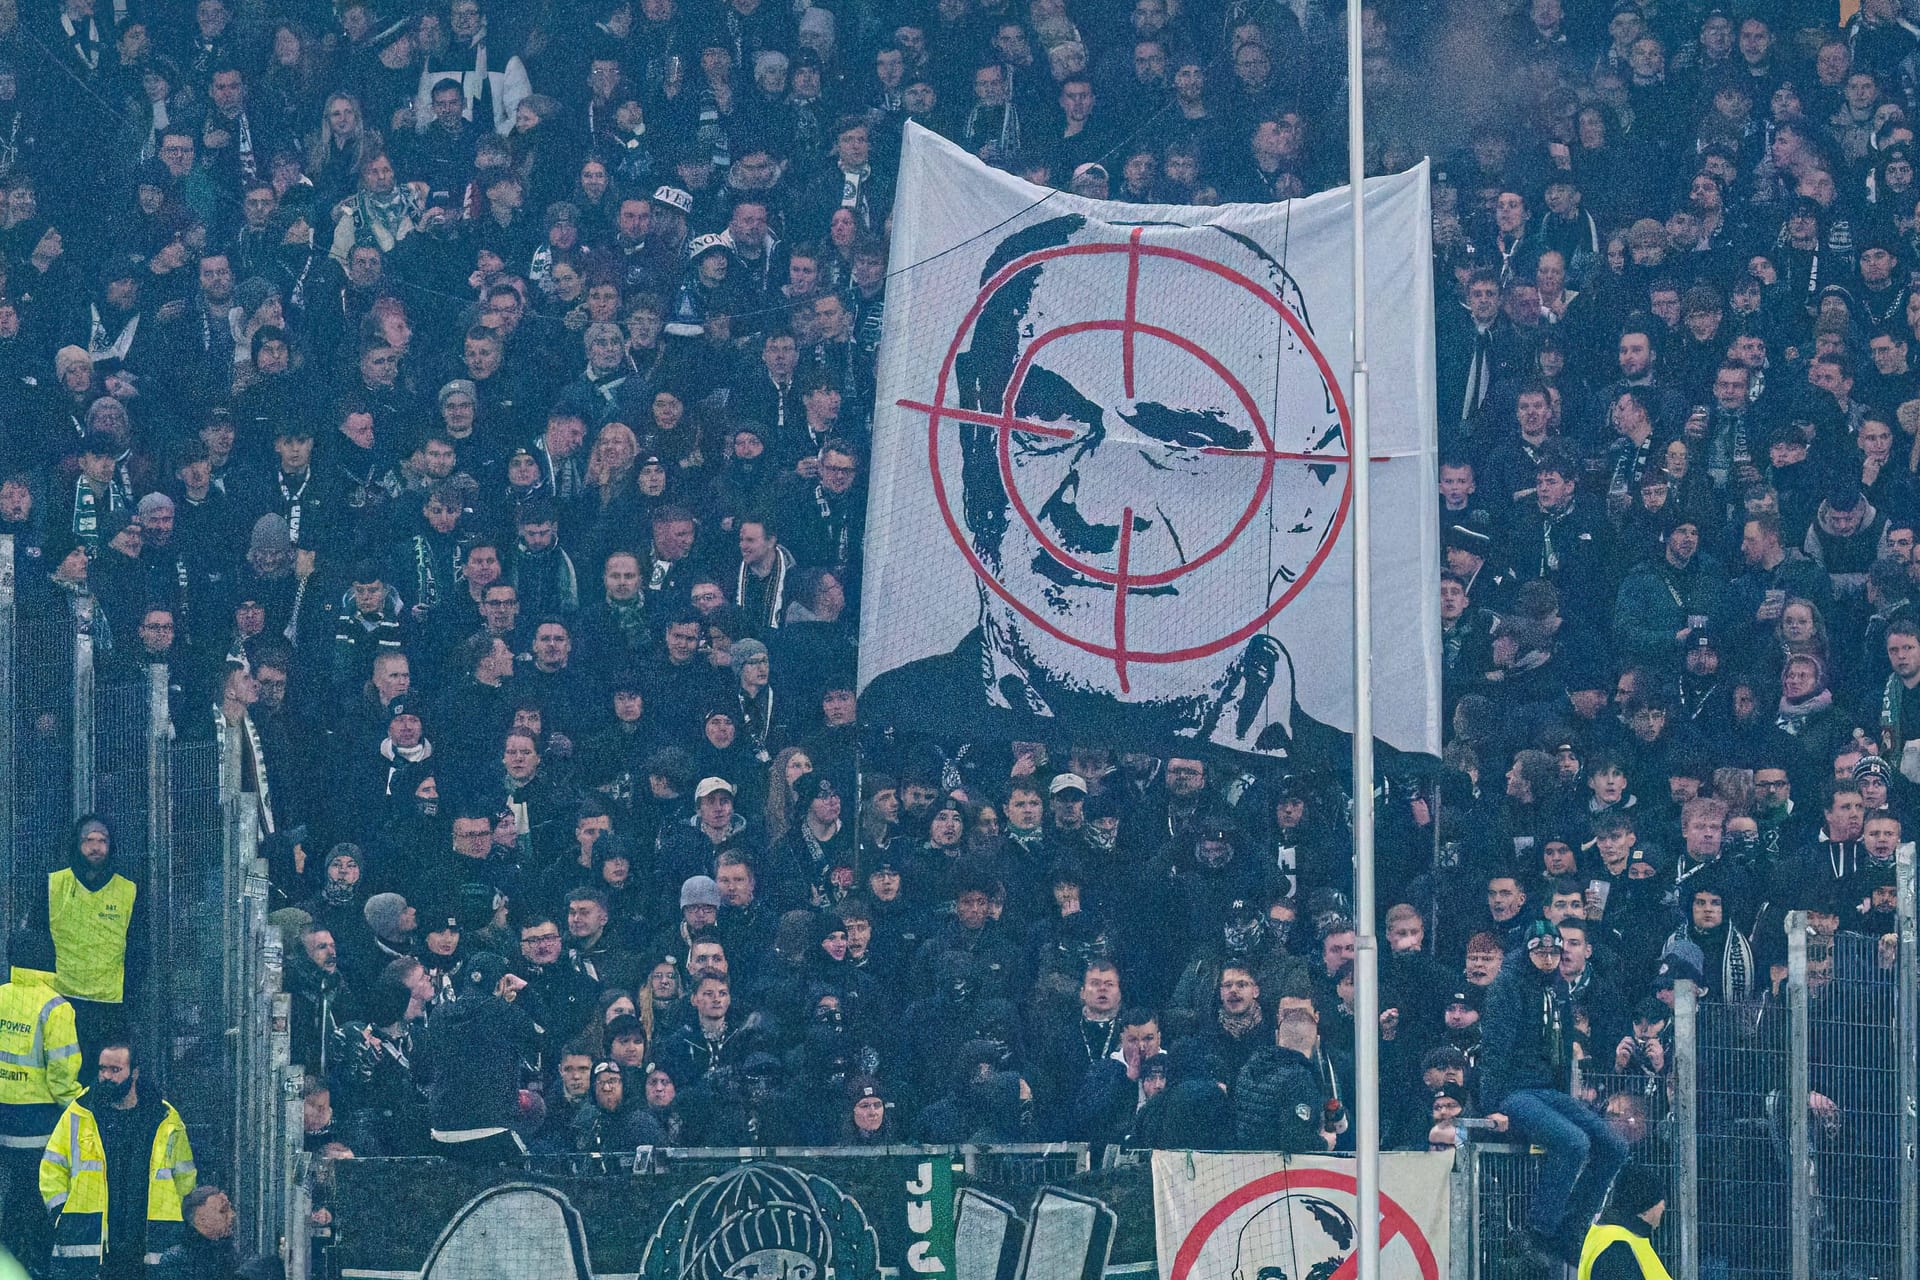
[[0, 533, 15, 971], [1673, 978, 1700, 1280], [1448, 1151, 1472, 1280], [231, 799, 262, 1240], [145, 665, 173, 1090], [281, 1070, 308, 1276], [1897, 843, 1917, 1280], [1465, 1143, 1483, 1280], [1344, 2, 1380, 1276], [1787, 911, 1811, 1280], [71, 595, 95, 818]]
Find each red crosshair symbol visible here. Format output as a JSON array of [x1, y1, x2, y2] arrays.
[[900, 229, 1379, 692], [1166, 1167, 1441, 1280]]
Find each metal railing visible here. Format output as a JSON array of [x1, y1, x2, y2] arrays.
[[0, 533, 309, 1276], [1461, 885, 1919, 1280]]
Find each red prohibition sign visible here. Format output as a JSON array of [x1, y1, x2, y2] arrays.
[[1166, 1167, 1441, 1280], [902, 228, 1358, 690]]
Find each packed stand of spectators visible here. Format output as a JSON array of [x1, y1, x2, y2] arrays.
[[0, 0, 1910, 1269]]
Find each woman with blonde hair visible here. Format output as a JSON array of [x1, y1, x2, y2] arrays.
[[583, 422, 640, 494], [308, 92, 382, 208], [764, 746, 813, 846]]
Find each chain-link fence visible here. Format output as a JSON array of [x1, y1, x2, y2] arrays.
[[1460, 900, 1919, 1280], [1459, 1143, 1541, 1280], [0, 535, 306, 1272], [1807, 930, 1904, 1280], [157, 737, 237, 1177], [89, 673, 153, 861], [1573, 1064, 1681, 1262], [1696, 993, 1792, 1280], [8, 596, 77, 935]]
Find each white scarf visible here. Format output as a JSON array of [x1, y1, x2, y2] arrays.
[[214, 706, 275, 833]]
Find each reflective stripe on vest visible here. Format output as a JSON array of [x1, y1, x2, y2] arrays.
[[0, 985, 77, 1145], [1577, 1224, 1674, 1280], [46, 870, 135, 1004], [43, 1100, 194, 1257]]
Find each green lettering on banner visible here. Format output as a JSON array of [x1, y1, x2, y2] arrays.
[[902, 1156, 955, 1275]]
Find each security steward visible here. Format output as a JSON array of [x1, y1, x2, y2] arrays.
[[24, 817, 143, 1069], [39, 1042, 195, 1279], [1577, 1164, 1673, 1280], [0, 927, 84, 1273]]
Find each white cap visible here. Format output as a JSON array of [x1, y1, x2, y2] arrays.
[[695, 776, 735, 800], [651, 185, 694, 214], [1050, 773, 1089, 796]]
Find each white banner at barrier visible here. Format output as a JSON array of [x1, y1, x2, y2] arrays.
[[860, 124, 1440, 761], [1152, 1151, 1452, 1280]]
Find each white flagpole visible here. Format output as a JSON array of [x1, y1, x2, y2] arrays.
[[1345, 0, 1382, 1275]]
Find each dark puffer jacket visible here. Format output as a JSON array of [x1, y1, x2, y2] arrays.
[[1232, 1044, 1328, 1152]]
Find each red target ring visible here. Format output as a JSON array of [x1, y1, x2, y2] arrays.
[[903, 230, 1355, 681]]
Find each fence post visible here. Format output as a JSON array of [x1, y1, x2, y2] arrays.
[[1448, 1149, 1472, 1280], [0, 532, 14, 969], [276, 1066, 304, 1267], [228, 799, 262, 1238], [1672, 977, 1699, 1280], [1464, 1142, 1482, 1280], [264, 957, 290, 1261], [1786, 911, 1810, 1280], [70, 594, 95, 818], [144, 664, 173, 1088], [1898, 844, 1918, 1280]]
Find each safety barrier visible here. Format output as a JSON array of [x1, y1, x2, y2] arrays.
[[0, 534, 309, 1275], [1460, 889, 1918, 1280]]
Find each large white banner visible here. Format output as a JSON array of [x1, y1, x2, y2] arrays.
[[859, 124, 1440, 759], [1152, 1151, 1452, 1280]]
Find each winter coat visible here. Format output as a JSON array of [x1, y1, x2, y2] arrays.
[[424, 993, 540, 1135], [1477, 955, 1568, 1105], [1232, 1044, 1329, 1152]]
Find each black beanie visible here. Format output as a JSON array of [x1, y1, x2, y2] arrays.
[[1609, 1165, 1667, 1220]]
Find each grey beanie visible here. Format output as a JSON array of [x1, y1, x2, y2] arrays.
[[680, 875, 723, 909], [249, 513, 292, 558], [362, 892, 410, 940], [730, 637, 769, 671]]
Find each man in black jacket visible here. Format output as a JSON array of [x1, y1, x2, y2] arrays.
[[426, 952, 540, 1164], [1480, 920, 1629, 1264], [1232, 994, 1337, 1152]]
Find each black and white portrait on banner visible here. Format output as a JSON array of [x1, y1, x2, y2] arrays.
[[861, 126, 1442, 760]]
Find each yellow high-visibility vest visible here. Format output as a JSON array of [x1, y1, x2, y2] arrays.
[[0, 972, 82, 1147], [46, 869, 136, 1004], [1577, 1223, 1674, 1280], [39, 1096, 195, 1272]]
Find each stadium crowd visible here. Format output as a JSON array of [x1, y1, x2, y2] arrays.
[[0, 0, 1909, 1272]]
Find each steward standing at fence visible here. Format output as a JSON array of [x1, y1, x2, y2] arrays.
[[1577, 1165, 1671, 1280], [22, 818, 143, 1069], [0, 927, 84, 1275], [39, 1042, 195, 1279]]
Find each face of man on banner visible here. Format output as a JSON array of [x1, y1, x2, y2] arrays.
[[950, 216, 1344, 746]]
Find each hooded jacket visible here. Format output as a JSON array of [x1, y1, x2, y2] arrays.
[[1478, 950, 1570, 1104]]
